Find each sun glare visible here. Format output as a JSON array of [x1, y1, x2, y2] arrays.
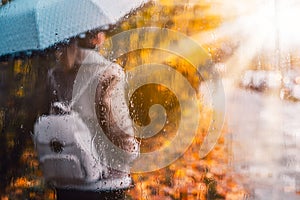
[[193, 0, 300, 77]]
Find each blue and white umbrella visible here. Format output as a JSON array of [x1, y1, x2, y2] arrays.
[[0, 0, 148, 56]]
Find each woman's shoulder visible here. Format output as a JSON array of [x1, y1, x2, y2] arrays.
[[76, 48, 109, 66]]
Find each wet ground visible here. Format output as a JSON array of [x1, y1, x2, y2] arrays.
[[224, 80, 300, 199]]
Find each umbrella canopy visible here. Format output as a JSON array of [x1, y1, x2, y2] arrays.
[[0, 0, 148, 56]]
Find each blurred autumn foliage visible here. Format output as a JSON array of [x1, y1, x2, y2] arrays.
[[127, 106, 248, 200], [0, 0, 248, 199]]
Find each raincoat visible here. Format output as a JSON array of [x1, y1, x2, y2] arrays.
[[44, 48, 139, 190]]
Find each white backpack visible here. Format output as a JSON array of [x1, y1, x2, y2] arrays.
[[33, 112, 107, 187]]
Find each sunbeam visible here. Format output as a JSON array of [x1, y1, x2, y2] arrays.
[[193, 0, 300, 76]]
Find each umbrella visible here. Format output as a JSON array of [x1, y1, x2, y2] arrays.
[[0, 0, 148, 56]]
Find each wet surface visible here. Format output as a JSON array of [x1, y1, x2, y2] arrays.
[[225, 81, 300, 199]]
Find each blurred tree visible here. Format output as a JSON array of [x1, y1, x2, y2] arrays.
[[0, 51, 55, 196]]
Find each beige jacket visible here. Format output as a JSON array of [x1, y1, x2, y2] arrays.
[[47, 48, 139, 190]]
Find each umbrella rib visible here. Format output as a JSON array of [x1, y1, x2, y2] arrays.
[[33, 2, 42, 50], [90, 0, 114, 22]]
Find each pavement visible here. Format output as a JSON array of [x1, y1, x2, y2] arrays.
[[222, 80, 300, 199]]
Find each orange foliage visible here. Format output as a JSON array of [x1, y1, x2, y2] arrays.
[[127, 109, 249, 199]]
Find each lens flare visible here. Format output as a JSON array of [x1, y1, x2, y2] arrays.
[[193, 0, 300, 76]]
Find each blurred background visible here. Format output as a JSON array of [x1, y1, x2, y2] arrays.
[[1, 0, 300, 199]]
